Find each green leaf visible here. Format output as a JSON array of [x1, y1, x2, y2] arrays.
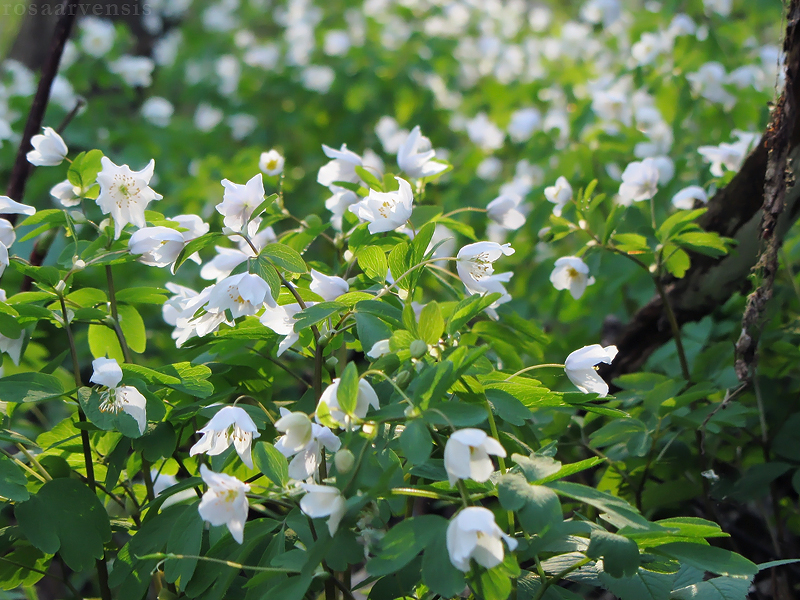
[[78, 387, 143, 439], [418, 302, 444, 345], [612, 233, 650, 254], [116, 287, 170, 304], [473, 564, 512, 600], [118, 304, 146, 354], [486, 390, 533, 425], [598, 567, 675, 600], [164, 503, 204, 590], [423, 402, 487, 427], [355, 165, 384, 191], [158, 362, 214, 398], [422, 526, 466, 597], [399, 420, 432, 465], [589, 418, 652, 457], [0, 545, 51, 590], [358, 246, 389, 281], [671, 576, 751, 600], [548, 481, 653, 530], [172, 232, 224, 273], [293, 302, 346, 332], [253, 442, 289, 487], [673, 231, 731, 258], [355, 313, 392, 354], [253, 256, 282, 300], [88, 324, 123, 362], [663, 245, 691, 278], [356, 299, 404, 328], [512, 453, 562, 482], [587, 530, 640, 578], [0, 455, 30, 501], [261, 243, 307, 273], [653, 542, 757, 578], [531, 457, 605, 484], [367, 515, 445, 576], [15, 478, 111, 572], [388, 243, 413, 290], [337, 362, 360, 417], [498, 473, 562, 534], [657, 209, 707, 242], [0, 372, 66, 403], [447, 293, 502, 334]]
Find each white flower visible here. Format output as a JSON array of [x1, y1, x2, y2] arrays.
[[507, 107, 541, 143], [366, 339, 391, 359], [397, 125, 447, 179], [672, 186, 708, 210], [550, 257, 595, 300], [190, 406, 261, 468], [194, 103, 224, 132], [443, 428, 506, 487], [201, 224, 276, 281], [0, 243, 8, 281], [228, 114, 257, 141], [259, 149, 285, 176], [110, 55, 155, 87], [215, 173, 265, 233], [172, 214, 209, 264], [0, 196, 35, 217], [375, 116, 409, 154], [617, 158, 659, 206], [465, 112, 505, 152], [205, 273, 273, 317], [0, 292, 24, 363], [198, 465, 250, 544], [476, 157, 502, 181], [687, 62, 735, 107], [318, 144, 363, 188], [26, 127, 68, 166], [486, 194, 525, 230], [325, 187, 360, 231], [90, 357, 147, 435], [259, 303, 305, 356], [299, 483, 347, 537], [300, 65, 335, 93], [698, 131, 758, 177], [323, 29, 351, 56], [275, 409, 341, 481], [310, 269, 349, 301], [80, 17, 116, 57], [141, 97, 174, 127], [163, 283, 230, 346], [317, 378, 380, 428], [565, 344, 618, 396], [456, 241, 515, 297], [96, 157, 162, 239], [447, 507, 517, 572], [128, 226, 185, 268], [349, 177, 413, 234], [544, 176, 572, 217], [50, 180, 82, 207]]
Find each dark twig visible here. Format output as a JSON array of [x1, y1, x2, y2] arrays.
[[5, 0, 80, 225]]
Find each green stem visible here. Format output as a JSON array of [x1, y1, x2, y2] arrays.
[[531, 557, 593, 600], [456, 480, 472, 506], [105, 266, 132, 363], [0, 555, 82, 599], [135, 553, 300, 573], [652, 275, 691, 382], [0, 447, 47, 483], [504, 364, 565, 382], [390, 487, 457, 501], [15, 443, 52, 481]]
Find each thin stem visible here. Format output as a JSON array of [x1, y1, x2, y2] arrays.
[[106, 266, 132, 363], [456, 480, 472, 506], [440, 207, 487, 219], [0, 447, 47, 483], [504, 364, 565, 382], [15, 443, 52, 481], [260, 351, 312, 389], [531, 557, 593, 600], [389, 487, 456, 501], [652, 275, 691, 381], [361, 369, 413, 404], [135, 553, 300, 573], [375, 256, 459, 299], [141, 458, 156, 504]]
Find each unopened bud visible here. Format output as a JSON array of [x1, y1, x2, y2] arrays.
[[54, 280, 66, 294], [334, 449, 355, 473], [72, 257, 86, 270], [396, 370, 412, 390], [410, 339, 427, 359], [325, 356, 339, 371], [317, 332, 331, 347]]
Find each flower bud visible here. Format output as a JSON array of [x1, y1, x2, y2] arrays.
[[72, 257, 86, 270], [410, 339, 427, 359], [317, 332, 331, 347], [325, 356, 339, 372], [396, 369, 412, 389], [54, 280, 66, 294], [334, 449, 355, 473]]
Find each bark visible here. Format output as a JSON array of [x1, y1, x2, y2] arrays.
[[601, 0, 800, 383]]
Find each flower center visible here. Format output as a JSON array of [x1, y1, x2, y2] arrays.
[[266, 159, 278, 170], [99, 388, 125, 413], [567, 267, 579, 279], [378, 198, 397, 218]]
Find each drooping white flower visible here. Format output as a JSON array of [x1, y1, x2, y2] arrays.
[[215, 173, 265, 233], [198, 464, 250, 544], [349, 177, 413, 234], [443, 428, 506, 487], [26, 127, 68, 166], [397, 125, 447, 179], [456, 241, 515, 297], [486, 194, 526, 230], [259, 149, 285, 176], [128, 226, 185, 268], [275, 408, 341, 481], [550, 256, 595, 300], [366, 339, 391, 359], [0, 290, 24, 364], [163, 283, 230, 346], [96, 157, 162, 239], [299, 483, 347, 537], [90, 357, 147, 435], [446, 507, 517, 572], [544, 176, 572, 217], [205, 273, 274, 317], [50, 180, 82, 207], [310, 269, 349, 301], [317, 378, 380, 427], [565, 344, 618, 396], [0, 243, 8, 282], [672, 186, 708, 210], [259, 303, 305, 356], [190, 405, 261, 468], [0, 195, 36, 216], [317, 144, 362, 187], [617, 158, 660, 206]]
